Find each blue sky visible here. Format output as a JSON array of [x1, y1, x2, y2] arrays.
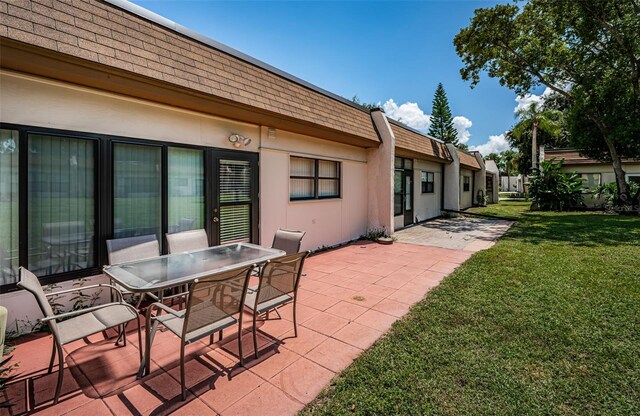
[[134, 0, 545, 154]]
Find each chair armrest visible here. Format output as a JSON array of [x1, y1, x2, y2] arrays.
[[146, 302, 183, 321], [45, 283, 124, 302], [39, 301, 133, 323]]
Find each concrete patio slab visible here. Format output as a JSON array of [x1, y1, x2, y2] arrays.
[[2, 239, 501, 416], [394, 217, 513, 251]]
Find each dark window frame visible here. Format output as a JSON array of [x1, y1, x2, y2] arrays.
[[463, 175, 471, 192], [394, 157, 413, 216], [421, 171, 435, 194], [289, 156, 341, 201], [0, 123, 257, 293]]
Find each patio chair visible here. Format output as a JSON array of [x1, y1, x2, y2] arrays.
[[166, 229, 209, 254], [272, 229, 306, 255], [106, 235, 160, 307], [244, 251, 310, 359], [17, 267, 141, 404], [144, 264, 254, 400]]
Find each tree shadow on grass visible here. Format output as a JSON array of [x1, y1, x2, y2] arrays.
[[508, 212, 640, 247]]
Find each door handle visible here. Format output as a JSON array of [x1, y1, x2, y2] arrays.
[[212, 217, 219, 223]]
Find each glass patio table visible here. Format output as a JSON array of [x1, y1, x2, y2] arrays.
[[103, 242, 285, 293], [103, 242, 286, 377]]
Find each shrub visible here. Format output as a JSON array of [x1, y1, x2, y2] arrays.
[[527, 159, 585, 211], [361, 227, 393, 241], [594, 181, 640, 213]]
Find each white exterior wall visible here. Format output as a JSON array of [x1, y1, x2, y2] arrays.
[[259, 128, 369, 252], [460, 168, 474, 209], [474, 152, 487, 205], [413, 159, 443, 221], [0, 71, 371, 333]]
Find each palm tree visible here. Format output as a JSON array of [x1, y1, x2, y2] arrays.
[[500, 150, 518, 191], [513, 102, 561, 170]]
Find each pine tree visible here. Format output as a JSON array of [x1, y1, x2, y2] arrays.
[[428, 83, 459, 145]]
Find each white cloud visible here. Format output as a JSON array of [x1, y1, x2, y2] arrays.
[[470, 133, 511, 155], [514, 87, 553, 113], [382, 99, 473, 145], [382, 99, 431, 132], [452, 116, 472, 144]]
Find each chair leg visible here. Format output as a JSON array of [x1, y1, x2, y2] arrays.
[[134, 292, 146, 310], [180, 342, 186, 401], [122, 323, 127, 346], [135, 315, 143, 362], [293, 299, 298, 338], [53, 342, 64, 404], [252, 312, 258, 359], [238, 319, 245, 367], [48, 338, 56, 373]]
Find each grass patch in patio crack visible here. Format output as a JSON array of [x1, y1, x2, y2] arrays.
[[302, 201, 640, 416]]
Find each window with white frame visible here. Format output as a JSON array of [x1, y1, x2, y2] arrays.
[[463, 176, 471, 192], [289, 156, 340, 200]]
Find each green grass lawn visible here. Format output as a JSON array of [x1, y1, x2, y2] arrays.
[[303, 202, 640, 415]]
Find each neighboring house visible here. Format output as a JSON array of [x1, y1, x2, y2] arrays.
[[484, 159, 500, 204], [387, 120, 452, 229], [455, 149, 486, 210], [0, 0, 489, 332], [542, 147, 640, 207]]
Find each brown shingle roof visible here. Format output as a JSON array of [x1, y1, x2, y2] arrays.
[[544, 149, 599, 164], [390, 121, 451, 162], [544, 149, 640, 165], [0, 0, 379, 143], [457, 150, 481, 170]]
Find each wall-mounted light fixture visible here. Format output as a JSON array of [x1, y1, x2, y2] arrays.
[[228, 134, 252, 148]]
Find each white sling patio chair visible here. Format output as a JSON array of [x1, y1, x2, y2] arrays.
[[166, 229, 209, 254], [272, 229, 306, 255], [244, 251, 310, 359], [106, 235, 160, 307], [144, 264, 254, 400], [17, 267, 141, 404]]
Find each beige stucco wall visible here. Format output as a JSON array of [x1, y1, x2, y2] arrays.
[[369, 111, 395, 234], [259, 128, 369, 251], [0, 70, 260, 151], [443, 144, 460, 211], [413, 159, 443, 221], [460, 168, 474, 209], [561, 163, 640, 207]]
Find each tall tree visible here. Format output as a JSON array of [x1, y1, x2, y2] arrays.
[[501, 149, 518, 191], [428, 83, 459, 145], [512, 102, 562, 170], [454, 0, 640, 207]]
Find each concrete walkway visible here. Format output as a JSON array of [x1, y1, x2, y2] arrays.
[[3, 241, 484, 416], [394, 217, 513, 252]]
